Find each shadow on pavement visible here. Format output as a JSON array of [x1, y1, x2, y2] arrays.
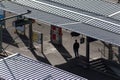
[[2, 28, 18, 47], [55, 58, 118, 80], [30, 49, 51, 65], [17, 34, 29, 47], [52, 43, 72, 61], [18, 34, 51, 64]]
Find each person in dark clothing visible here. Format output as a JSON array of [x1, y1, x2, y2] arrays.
[[73, 40, 80, 58]]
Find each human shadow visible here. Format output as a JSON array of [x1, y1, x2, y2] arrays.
[[2, 28, 18, 47], [52, 43, 72, 61], [18, 34, 51, 64]]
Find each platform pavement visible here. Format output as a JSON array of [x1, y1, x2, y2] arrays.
[[2, 20, 106, 65]]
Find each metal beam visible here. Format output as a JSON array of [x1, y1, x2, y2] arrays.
[[0, 10, 31, 22], [29, 22, 33, 50]]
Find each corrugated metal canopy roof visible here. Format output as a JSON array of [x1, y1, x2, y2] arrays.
[[48, 0, 120, 20], [0, 53, 87, 79], [10, 0, 120, 35], [1, 1, 120, 46], [59, 22, 120, 46], [0, 1, 75, 25], [11, 0, 93, 22]]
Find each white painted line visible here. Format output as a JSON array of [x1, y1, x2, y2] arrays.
[[109, 11, 120, 17]]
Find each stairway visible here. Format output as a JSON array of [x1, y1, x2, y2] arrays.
[[90, 58, 118, 77]]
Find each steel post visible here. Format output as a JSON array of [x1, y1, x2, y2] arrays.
[[86, 36, 90, 67]]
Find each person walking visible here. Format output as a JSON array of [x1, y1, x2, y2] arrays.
[[73, 40, 80, 58]]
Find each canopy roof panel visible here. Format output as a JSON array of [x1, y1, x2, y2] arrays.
[[11, 0, 120, 35], [48, 0, 120, 20], [86, 19, 120, 35], [11, 0, 92, 22], [0, 53, 87, 79], [1, 1, 120, 46], [1, 1, 75, 25], [59, 22, 120, 46]]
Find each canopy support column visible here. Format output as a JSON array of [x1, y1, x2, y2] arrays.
[[29, 22, 33, 50], [118, 47, 120, 62], [86, 36, 90, 67], [108, 44, 113, 60]]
